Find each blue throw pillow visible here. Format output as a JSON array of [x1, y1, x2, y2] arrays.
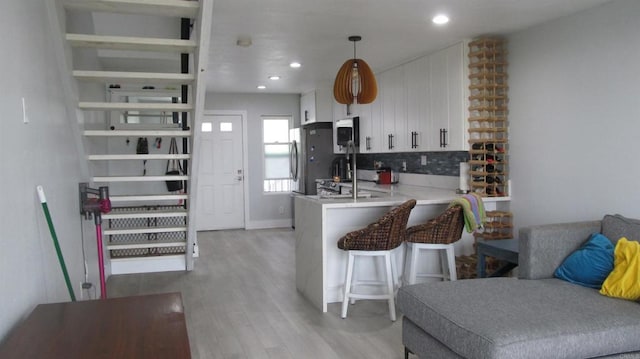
[[554, 233, 614, 289]]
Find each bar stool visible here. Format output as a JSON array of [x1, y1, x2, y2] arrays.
[[337, 199, 416, 321], [404, 206, 464, 285]]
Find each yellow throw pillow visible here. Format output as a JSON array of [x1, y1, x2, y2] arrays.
[[600, 237, 640, 300]]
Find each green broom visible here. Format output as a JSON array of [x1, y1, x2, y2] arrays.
[[37, 185, 76, 301]]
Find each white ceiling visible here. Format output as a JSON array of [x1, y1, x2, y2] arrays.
[[93, 0, 614, 95]]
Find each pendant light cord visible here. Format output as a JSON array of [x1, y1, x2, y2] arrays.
[[353, 40, 357, 60]]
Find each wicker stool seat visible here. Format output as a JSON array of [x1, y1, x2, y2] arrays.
[[337, 199, 416, 321], [404, 205, 464, 285]]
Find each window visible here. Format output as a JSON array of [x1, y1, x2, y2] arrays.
[[263, 117, 291, 193]]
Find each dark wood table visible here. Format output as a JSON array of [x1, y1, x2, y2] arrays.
[[0, 292, 191, 359], [477, 238, 519, 278]]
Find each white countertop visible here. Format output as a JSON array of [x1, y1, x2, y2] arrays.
[[305, 180, 510, 208]]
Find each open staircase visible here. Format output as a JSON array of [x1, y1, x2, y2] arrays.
[[61, 0, 212, 274]]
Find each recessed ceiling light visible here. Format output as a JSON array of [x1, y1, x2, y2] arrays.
[[432, 14, 450, 25], [269, 75, 281, 80], [257, 85, 266, 89], [290, 62, 301, 68], [236, 35, 252, 47]]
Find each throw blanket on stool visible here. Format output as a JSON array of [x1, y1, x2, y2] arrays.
[[449, 193, 486, 233]]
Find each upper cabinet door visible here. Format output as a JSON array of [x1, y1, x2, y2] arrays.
[[404, 56, 430, 152], [428, 41, 468, 151], [379, 67, 406, 152], [301, 87, 334, 125], [357, 102, 380, 153], [444, 41, 468, 151], [300, 90, 316, 125], [429, 47, 449, 150]]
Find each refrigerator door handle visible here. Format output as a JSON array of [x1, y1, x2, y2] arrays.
[[290, 140, 299, 181]]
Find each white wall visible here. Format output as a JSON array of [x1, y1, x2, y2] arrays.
[[205, 93, 300, 228], [0, 0, 98, 339], [508, 0, 640, 230]]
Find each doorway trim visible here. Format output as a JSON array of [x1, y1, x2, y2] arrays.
[[203, 110, 250, 230]]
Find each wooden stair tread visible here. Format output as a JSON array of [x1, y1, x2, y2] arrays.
[[109, 194, 188, 202], [78, 102, 193, 111], [92, 175, 188, 182], [88, 154, 190, 160], [84, 130, 191, 137], [66, 34, 196, 52], [103, 208, 187, 219], [106, 240, 187, 250], [73, 70, 195, 85], [105, 226, 187, 235], [62, 0, 199, 18]]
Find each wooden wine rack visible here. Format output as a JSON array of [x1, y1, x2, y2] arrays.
[[473, 211, 513, 240], [468, 38, 509, 197]]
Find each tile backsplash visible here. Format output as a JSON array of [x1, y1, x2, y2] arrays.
[[356, 151, 468, 176]]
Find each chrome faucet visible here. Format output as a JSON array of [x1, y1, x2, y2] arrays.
[[345, 140, 357, 199]]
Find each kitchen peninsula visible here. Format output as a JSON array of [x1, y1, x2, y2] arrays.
[[295, 180, 510, 312]]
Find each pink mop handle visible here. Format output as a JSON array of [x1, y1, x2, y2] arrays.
[[95, 223, 107, 299]]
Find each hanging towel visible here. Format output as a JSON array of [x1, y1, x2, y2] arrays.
[[449, 193, 486, 233]]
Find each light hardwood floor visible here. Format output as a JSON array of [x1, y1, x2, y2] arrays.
[[108, 228, 405, 359]]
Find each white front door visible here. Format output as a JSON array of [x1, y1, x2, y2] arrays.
[[196, 114, 245, 230]]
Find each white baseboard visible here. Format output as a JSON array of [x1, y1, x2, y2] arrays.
[[245, 219, 292, 230]]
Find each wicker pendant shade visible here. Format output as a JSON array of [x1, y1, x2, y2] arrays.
[[333, 36, 377, 105]]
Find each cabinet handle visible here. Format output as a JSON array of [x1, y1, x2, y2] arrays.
[[388, 134, 394, 150], [304, 110, 308, 122], [411, 131, 419, 149], [366, 136, 371, 151], [440, 128, 447, 148]]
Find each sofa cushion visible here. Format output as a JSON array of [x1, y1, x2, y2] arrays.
[[601, 238, 640, 300], [554, 232, 614, 288], [602, 214, 640, 244], [397, 278, 640, 359]]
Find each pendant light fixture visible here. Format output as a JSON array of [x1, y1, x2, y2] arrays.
[[333, 36, 377, 105]]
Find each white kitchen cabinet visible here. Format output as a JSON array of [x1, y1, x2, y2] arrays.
[[301, 87, 333, 125], [428, 42, 469, 151], [379, 67, 407, 152], [357, 102, 381, 153], [404, 56, 430, 152], [329, 41, 468, 154]]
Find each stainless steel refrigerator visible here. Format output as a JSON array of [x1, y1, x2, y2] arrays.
[[290, 122, 334, 196]]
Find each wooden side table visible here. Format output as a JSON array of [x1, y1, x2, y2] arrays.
[[0, 292, 191, 359], [477, 238, 519, 278]]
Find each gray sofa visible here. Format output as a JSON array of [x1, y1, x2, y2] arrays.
[[397, 215, 640, 359]]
